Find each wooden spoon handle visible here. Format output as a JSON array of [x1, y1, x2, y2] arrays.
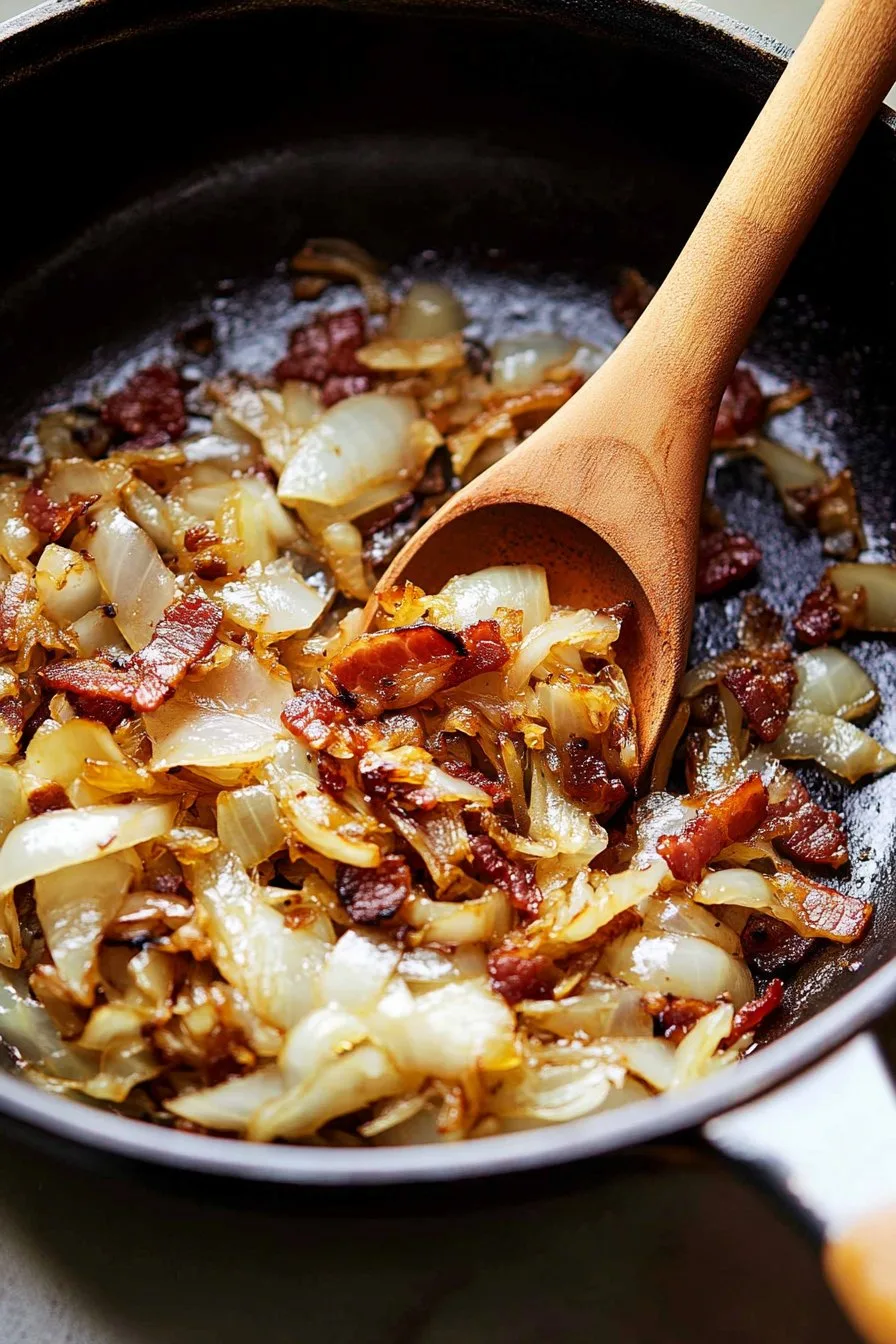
[[618, 0, 896, 416], [825, 1208, 896, 1344]]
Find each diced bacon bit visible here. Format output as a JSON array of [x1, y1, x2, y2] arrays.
[[793, 576, 865, 646], [22, 485, 97, 541], [696, 525, 762, 596], [763, 777, 848, 869], [281, 688, 359, 751], [317, 754, 347, 798], [740, 913, 814, 974], [40, 595, 221, 714], [0, 695, 25, 742], [644, 993, 715, 1045], [28, 782, 71, 816], [611, 268, 655, 329], [440, 758, 510, 805], [71, 692, 133, 731], [721, 978, 784, 1048], [184, 523, 222, 552], [336, 853, 411, 924], [723, 662, 796, 742], [787, 469, 864, 560], [487, 948, 558, 1005], [192, 551, 229, 580], [657, 774, 768, 883], [560, 738, 629, 816], [469, 834, 541, 916], [273, 309, 372, 406], [102, 365, 187, 443], [326, 620, 509, 719], [712, 367, 766, 445]]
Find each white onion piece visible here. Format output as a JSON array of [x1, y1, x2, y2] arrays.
[[0, 799, 177, 894], [642, 895, 743, 956], [427, 565, 550, 636], [398, 944, 488, 988], [165, 1067, 284, 1132], [0, 767, 25, 845], [829, 562, 896, 631], [220, 385, 298, 475], [34, 546, 101, 626], [360, 746, 493, 809], [35, 851, 138, 1004], [372, 978, 518, 1078], [317, 931, 401, 1013], [43, 456, 128, 505], [505, 609, 622, 693], [528, 756, 608, 862], [251, 1038, 401, 1142], [183, 848, 333, 1030], [0, 970, 96, 1081], [748, 437, 827, 493], [0, 479, 39, 567], [773, 710, 896, 782], [490, 334, 575, 395], [70, 608, 129, 658], [89, 506, 177, 649], [671, 1002, 735, 1088], [24, 719, 127, 794], [541, 862, 666, 949], [602, 929, 754, 1009], [793, 648, 879, 720], [391, 282, 466, 340], [609, 1037, 677, 1092], [520, 986, 652, 1039], [219, 560, 328, 638], [403, 889, 511, 945], [183, 432, 260, 473], [216, 785, 285, 868], [121, 479, 175, 553], [491, 1048, 623, 1125], [144, 650, 291, 770], [277, 395, 420, 509]]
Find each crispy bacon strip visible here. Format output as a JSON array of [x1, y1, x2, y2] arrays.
[[761, 777, 848, 869], [23, 485, 97, 541], [335, 853, 411, 924], [469, 834, 541, 915], [770, 864, 871, 943], [740, 913, 814, 974], [559, 738, 629, 816], [40, 595, 221, 714], [696, 526, 762, 596], [723, 662, 796, 742], [721, 978, 784, 1048], [326, 620, 509, 719], [487, 949, 558, 1005], [657, 774, 768, 882]]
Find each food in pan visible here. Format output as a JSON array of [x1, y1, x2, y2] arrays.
[[0, 241, 893, 1144]]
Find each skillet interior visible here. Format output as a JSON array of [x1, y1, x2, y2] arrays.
[[0, 0, 895, 1168]]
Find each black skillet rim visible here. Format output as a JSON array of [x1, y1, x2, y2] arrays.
[[0, 0, 895, 1185]]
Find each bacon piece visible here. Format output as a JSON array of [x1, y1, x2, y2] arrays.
[[0, 696, 25, 746], [317, 754, 347, 798], [644, 994, 714, 1045], [713, 367, 765, 444], [611, 268, 655, 330], [184, 523, 222, 552], [28, 782, 71, 816], [721, 978, 784, 1048], [326, 620, 509, 719], [559, 738, 629, 816], [440, 758, 509, 805], [40, 595, 220, 714], [723, 663, 796, 742], [129, 594, 221, 712], [23, 485, 97, 541], [762, 777, 848, 869], [787, 469, 863, 561], [739, 594, 791, 658], [657, 774, 768, 883], [696, 526, 762, 596], [102, 365, 186, 443], [71, 694, 132, 730], [335, 853, 411, 924], [740, 913, 814, 974], [281, 688, 359, 751], [793, 576, 865, 646], [469, 834, 541, 915], [487, 949, 558, 1005], [274, 308, 371, 401], [771, 864, 871, 942]]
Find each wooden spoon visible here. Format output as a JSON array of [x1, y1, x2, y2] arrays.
[[375, 0, 896, 775]]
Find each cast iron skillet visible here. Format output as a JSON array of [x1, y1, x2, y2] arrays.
[[1, 0, 895, 1252]]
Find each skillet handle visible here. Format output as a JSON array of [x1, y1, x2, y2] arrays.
[[704, 1034, 896, 1344]]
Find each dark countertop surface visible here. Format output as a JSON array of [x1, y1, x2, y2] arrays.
[[3, 1045, 888, 1344]]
